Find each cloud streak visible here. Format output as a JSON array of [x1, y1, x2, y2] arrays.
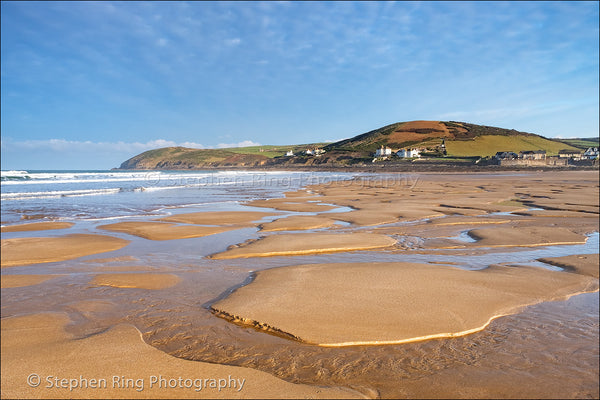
[[1, 138, 263, 153]]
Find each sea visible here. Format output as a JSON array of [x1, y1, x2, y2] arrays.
[[1, 168, 598, 398], [0, 169, 358, 224]]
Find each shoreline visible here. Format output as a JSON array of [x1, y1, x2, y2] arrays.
[[112, 163, 600, 173]]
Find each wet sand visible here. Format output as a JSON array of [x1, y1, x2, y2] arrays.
[[98, 221, 238, 241], [209, 232, 397, 259], [538, 253, 599, 278], [0, 221, 74, 232], [1, 274, 60, 288], [1, 170, 598, 399], [1, 234, 130, 267], [258, 215, 338, 232], [158, 211, 280, 225], [89, 273, 182, 290], [1, 313, 361, 399]]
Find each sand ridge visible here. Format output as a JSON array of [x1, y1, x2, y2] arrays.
[[1, 221, 74, 232], [157, 211, 280, 225], [463, 226, 587, 248], [538, 253, 599, 278], [211, 262, 598, 346], [90, 273, 182, 290], [1, 234, 130, 268], [245, 198, 338, 213], [258, 215, 339, 232], [208, 232, 397, 259], [98, 221, 238, 241], [1, 274, 61, 288]]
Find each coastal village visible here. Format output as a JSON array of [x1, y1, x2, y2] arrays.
[[283, 140, 599, 167]]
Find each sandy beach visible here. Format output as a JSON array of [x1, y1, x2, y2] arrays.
[[1, 170, 598, 399]]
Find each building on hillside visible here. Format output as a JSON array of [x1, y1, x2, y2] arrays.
[[494, 151, 518, 160], [519, 150, 546, 160], [374, 146, 393, 157], [304, 148, 326, 156], [285, 150, 294, 157], [397, 148, 422, 158], [583, 147, 599, 160], [558, 149, 582, 159]]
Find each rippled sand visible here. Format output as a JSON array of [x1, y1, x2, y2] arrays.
[[89, 273, 182, 290], [1, 313, 361, 399]]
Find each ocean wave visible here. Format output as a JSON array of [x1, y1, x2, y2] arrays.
[[0, 170, 31, 181], [0, 170, 263, 185], [1, 188, 122, 201]]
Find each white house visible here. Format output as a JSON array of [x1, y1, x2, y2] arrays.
[[397, 148, 421, 158], [285, 150, 294, 157], [374, 146, 393, 157], [583, 147, 599, 160]]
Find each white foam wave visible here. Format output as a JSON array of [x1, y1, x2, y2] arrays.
[[1, 188, 121, 201], [0, 170, 29, 176]]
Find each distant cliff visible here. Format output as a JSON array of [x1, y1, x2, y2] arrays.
[[118, 147, 271, 169]]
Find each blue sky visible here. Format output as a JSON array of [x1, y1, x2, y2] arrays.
[[1, 1, 598, 169]]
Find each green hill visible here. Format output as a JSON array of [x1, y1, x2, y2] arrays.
[[556, 137, 599, 150], [118, 120, 585, 170], [118, 143, 328, 169], [324, 120, 580, 157]]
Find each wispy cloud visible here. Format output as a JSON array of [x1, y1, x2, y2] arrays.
[[224, 37, 241, 46], [1, 138, 263, 153], [1, 0, 597, 169], [1, 138, 206, 153]]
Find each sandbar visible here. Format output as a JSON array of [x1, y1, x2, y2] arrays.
[[429, 216, 512, 226], [1, 274, 60, 288], [1, 221, 74, 232], [209, 232, 397, 259], [211, 262, 598, 346], [246, 198, 337, 213], [90, 273, 181, 290], [0, 313, 362, 399], [466, 226, 587, 247], [98, 221, 236, 241], [1, 234, 130, 268], [259, 215, 338, 232], [158, 211, 279, 225], [538, 253, 599, 278]]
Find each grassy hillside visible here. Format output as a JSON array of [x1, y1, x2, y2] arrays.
[[226, 143, 330, 158], [445, 135, 579, 157], [325, 120, 581, 157], [557, 138, 599, 150]]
